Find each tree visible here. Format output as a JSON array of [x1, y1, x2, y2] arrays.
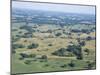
[[47, 29, 52, 33], [55, 33, 62, 37], [68, 60, 75, 67], [79, 41, 86, 46], [29, 54, 36, 58], [87, 62, 94, 69], [12, 37, 19, 42], [84, 48, 90, 55], [77, 38, 81, 43], [24, 40, 27, 42], [81, 29, 89, 33], [48, 44, 53, 46], [27, 43, 39, 49], [52, 48, 66, 56], [17, 44, 25, 48], [66, 45, 83, 60], [71, 29, 81, 33], [24, 60, 31, 65], [12, 44, 25, 49], [41, 55, 48, 62], [20, 24, 35, 33], [44, 64, 49, 67], [12, 44, 25, 54], [20, 53, 29, 58], [67, 45, 81, 53], [86, 36, 92, 41], [60, 64, 67, 68], [76, 53, 83, 60]]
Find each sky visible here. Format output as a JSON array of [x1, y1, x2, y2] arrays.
[[12, 1, 95, 15]]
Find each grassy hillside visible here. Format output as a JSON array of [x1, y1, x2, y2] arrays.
[[11, 22, 96, 74]]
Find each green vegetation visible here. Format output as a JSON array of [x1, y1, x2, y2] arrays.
[[40, 55, 48, 62], [27, 43, 39, 49], [55, 33, 62, 37], [48, 44, 53, 46], [52, 48, 66, 56], [84, 48, 90, 55], [24, 60, 31, 65], [79, 41, 86, 46], [68, 60, 75, 67], [66, 45, 83, 60], [12, 22, 96, 74], [12, 44, 25, 49]]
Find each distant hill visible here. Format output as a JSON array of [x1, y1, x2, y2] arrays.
[[12, 8, 96, 25]]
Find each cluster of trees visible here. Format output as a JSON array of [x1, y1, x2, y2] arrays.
[[27, 43, 39, 49], [77, 38, 90, 55], [12, 44, 25, 49], [19, 53, 36, 60], [47, 29, 52, 33], [77, 38, 86, 47], [20, 25, 34, 32], [12, 44, 25, 54], [60, 64, 67, 68], [40, 55, 48, 62], [59, 60, 75, 68], [19, 53, 48, 64], [59, 60, 94, 69], [12, 36, 19, 42], [52, 44, 83, 60], [16, 35, 22, 38], [52, 48, 66, 56], [52, 48, 74, 57], [64, 32, 71, 36], [79, 41, 86, 46], [48, 44, 53, 46], [84, 48, 90, 55], [86, 36, 94, 41], [55, 33, 62, 37], [71, 29, 90, 34], [67, 45, 83, 60], [85, 61, 95, 69], [19, 25, 36, 38], [22, 32, 33, 38], [68, 60, 75, 67]]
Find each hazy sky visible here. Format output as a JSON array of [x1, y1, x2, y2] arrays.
[[12, 1, 95, 15]]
